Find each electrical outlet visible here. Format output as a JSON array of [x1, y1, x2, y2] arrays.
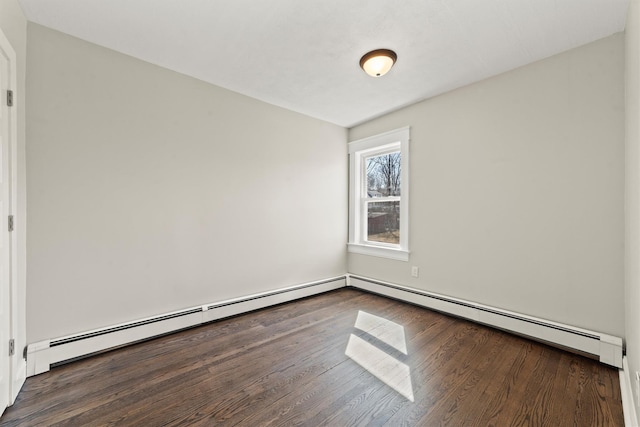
[[411, 266, 419, 278]]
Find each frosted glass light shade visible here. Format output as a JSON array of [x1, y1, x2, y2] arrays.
[[360, 49, 397, 77]]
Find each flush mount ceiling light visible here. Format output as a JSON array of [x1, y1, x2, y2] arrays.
[[359, 49, 397, 77]]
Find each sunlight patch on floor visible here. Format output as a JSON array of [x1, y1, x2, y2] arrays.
[[345, 311, 414, 402], [354, 310, 407, 354]]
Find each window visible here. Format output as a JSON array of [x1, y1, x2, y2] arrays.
[[348, 127, 409, 261]]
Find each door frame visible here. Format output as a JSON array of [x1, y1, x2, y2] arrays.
[[0, 25, 23, 408]]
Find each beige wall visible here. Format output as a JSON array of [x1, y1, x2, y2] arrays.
[[26, 24, 347, 342], [349, 34, 625, 337], [626, 0, 640, 421]]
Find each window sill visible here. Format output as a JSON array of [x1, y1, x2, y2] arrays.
[[347, 243, 409, 261]]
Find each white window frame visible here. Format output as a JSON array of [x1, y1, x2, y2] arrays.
[[348, 126, 409, 261]]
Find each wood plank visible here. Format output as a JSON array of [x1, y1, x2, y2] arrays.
[[0, 289, 624, 426]]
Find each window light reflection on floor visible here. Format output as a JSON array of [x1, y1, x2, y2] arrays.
[[353, 310, 407, 354], [345, 311, 414, 402]]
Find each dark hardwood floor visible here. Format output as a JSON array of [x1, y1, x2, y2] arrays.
[[0, 289, 624, 426]]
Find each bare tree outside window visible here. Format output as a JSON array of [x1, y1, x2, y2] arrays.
[[367, 152, 401, 197], [366, 152, 401, 244], [349, 127, 409, 259]]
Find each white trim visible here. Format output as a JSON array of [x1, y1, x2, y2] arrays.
[[26, 341, 50, 378], [0, 26, 22, 407], [621, 357, 639, 427], [348, 126, 410, 153], [26, 276, 347, 376], [347, 243, 409, 261], [348, 126, 410, 260], [347, 274, 623, 368]]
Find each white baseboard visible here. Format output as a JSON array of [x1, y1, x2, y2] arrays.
[[621, 357, 639, 427], [348, 275, 623, 368], [26, 276, 347, 376], [26, 274, 624, 378]]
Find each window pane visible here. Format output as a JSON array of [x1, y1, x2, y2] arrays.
[[366, 152, 401, 197], [367, 201, 400, 244]]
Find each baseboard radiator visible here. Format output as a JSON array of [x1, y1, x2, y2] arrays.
[[27, 274, 623, 376], [26, 276, 347, 376], [348, 275, 623, 368]]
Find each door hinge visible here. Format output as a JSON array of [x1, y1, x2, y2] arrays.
[[8, 215, 14, 232], [6, 90, 12, 107], [9, 339, 14, 357]]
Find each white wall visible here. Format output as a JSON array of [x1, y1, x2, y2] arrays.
[[626, 0, 640, 421], [26, 24, 347, 343], [0, 0, 27, 395], [349, 34, 625, 337]]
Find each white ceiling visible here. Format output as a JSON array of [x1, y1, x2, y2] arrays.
[[18, 0, 629, 127]]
